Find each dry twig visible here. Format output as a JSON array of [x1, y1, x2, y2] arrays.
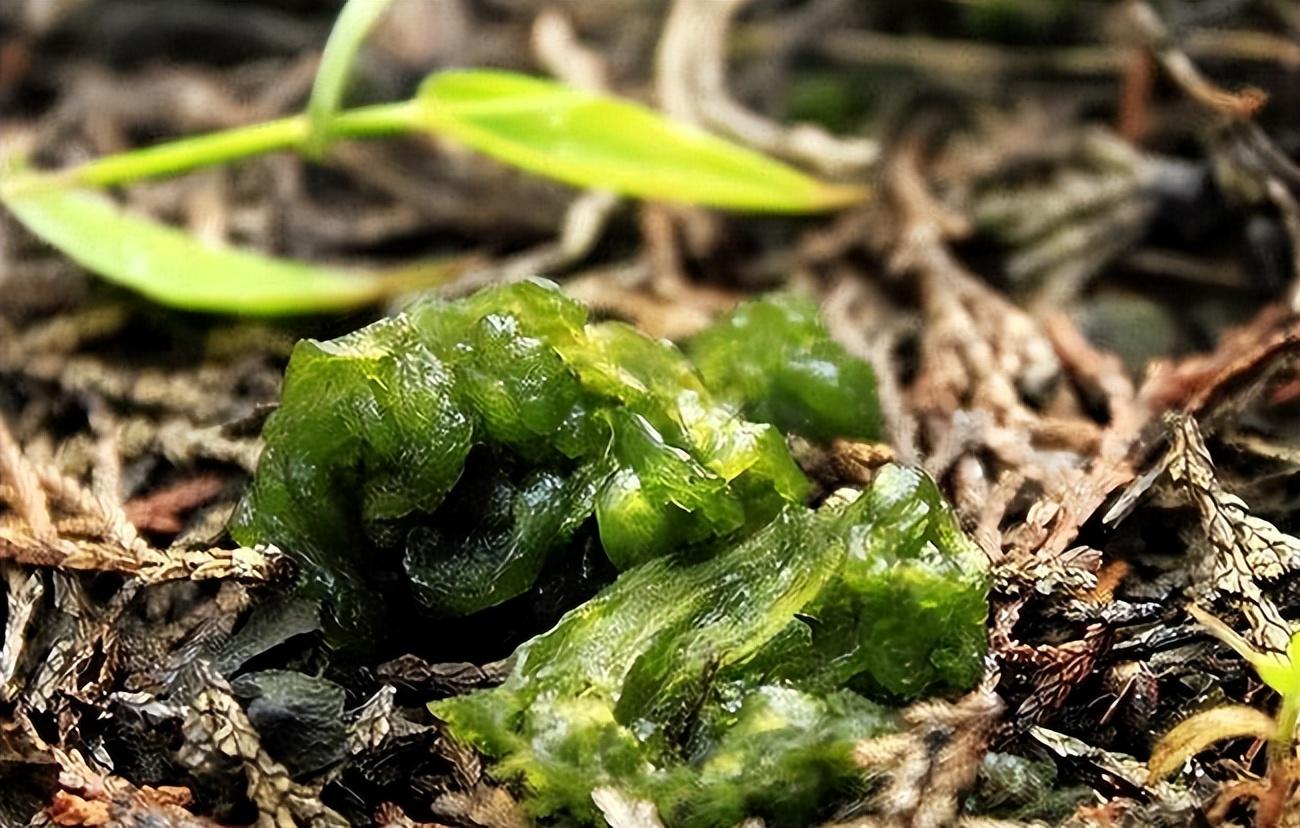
[[656, 0, 877, 175], [855, 678, 1004, 828]]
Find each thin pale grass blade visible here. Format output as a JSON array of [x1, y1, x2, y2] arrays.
[[418, 70, 866, 213], [1147, 704, 1274, 783]]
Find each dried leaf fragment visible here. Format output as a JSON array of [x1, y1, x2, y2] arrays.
[[47, 791, 110, 826], [591, 787, 666, 828], [1165, 413, 1300, 594]]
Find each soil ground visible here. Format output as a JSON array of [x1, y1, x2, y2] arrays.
[[6, 1, 1300, 826]]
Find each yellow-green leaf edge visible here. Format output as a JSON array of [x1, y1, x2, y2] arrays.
[[419, 70, 867, 214]]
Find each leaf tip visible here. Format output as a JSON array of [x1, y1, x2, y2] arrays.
[[814, 182, 870, 210]]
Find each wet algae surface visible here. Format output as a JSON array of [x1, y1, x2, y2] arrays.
[[233, 279, 987, 825]]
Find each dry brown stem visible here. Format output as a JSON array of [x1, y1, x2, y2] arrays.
[[656, 0, 876, 174], [886, 140, 1139, 577], [856, 680, 1004, 828], [1123, 1, 1268, 120]]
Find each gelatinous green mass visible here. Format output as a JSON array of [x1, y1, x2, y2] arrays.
[[232, 279, 816, 633], [433, 465, 988, 826], [233, 281, 986, 825], [688, 293, 880, 442]]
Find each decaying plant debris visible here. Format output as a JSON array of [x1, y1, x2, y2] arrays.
[[9, 0, 1300, 826]]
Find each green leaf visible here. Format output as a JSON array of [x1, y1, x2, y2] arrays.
[[418, 70, 866, 213], [306, 0, 398, 152], [1187, 604, 1300, 698], [0, 178, 454, 315]]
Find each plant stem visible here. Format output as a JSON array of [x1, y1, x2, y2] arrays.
[[306, 0, 399, 153], [1272, 690, 1299, 766], [12, 100, 424, 192], [1259, 691, 1300, 828]]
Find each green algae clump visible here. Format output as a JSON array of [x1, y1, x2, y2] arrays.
[[432, 464, 988, 827], [231, 280, 986, 826], [808, 464, 990, 698], [231, 280, 809, 635]]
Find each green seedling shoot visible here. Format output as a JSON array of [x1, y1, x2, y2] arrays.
[[1148, 604, 1300, 827], [0, 0, 865, 316]]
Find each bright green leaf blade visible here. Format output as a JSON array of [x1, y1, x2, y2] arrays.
[[418, 70, 866, 213], [1187, 604, 1300, 696], [1, 179, 444, 315], [307, 0, 398, 151]]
